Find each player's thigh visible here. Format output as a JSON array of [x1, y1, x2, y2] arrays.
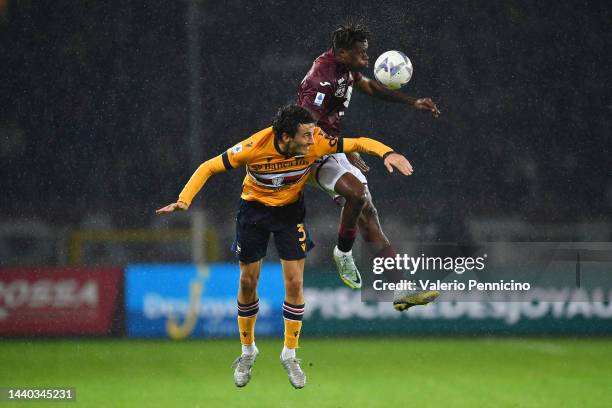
[[312, 155, 366, 195], [311, 154, 368, 202], [333, 171, 369, 204]]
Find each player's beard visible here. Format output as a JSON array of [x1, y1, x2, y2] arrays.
[[294, 147, 309, 156], [288, 143, 309, 156]]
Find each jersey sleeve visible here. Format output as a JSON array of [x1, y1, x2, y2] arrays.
[[298, 72, 335, 121], [224, 136, 257, 168], [312, 127, 394, 158], [178, 136, 256, 205], [311, 128, 341, 156], [340, 137, 394, 158], [177, 155, 227, 206]]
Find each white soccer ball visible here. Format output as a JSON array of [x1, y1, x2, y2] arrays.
[[373, 50, 413, 90]]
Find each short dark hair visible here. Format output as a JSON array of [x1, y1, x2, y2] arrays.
[[332, 21, 370, 51], [272, 105, 314, 142]]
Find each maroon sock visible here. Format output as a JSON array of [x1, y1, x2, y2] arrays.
[[337, 225, 358, 252]]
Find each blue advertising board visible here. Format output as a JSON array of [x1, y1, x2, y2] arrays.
[[126, 263, 285, 338]]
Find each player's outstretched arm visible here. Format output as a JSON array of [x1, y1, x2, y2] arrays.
[[156, 152, 234, 215], [156, 201, 189, 214], [355, 77, 440, 117], [340, 137, 413, 176], [383, 152, 413, 175]]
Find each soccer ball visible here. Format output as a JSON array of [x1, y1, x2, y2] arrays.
[[373, 50, 413, 90]]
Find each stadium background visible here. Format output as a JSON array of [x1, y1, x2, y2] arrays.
[[1, 0, 611, 406]]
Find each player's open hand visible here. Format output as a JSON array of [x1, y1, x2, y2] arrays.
[[346, 152, 370, 172], [156, 201, 189, 214], [414, 98, 441, 118], [384, 153, 413, 176]]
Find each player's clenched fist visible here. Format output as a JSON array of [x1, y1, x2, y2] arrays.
[[383, 153, 413, 175], [156, 201, 189, 214]]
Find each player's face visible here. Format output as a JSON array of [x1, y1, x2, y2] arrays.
[[286, 123, 315, 156], [341, 40, 369, 70]]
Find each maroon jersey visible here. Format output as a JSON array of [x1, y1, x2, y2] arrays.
[[297, 48, 363, 137]]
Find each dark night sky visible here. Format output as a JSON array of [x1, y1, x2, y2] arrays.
[[1, 0, 610, 232]]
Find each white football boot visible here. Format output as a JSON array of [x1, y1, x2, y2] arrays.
[[393, 289, 440, 312], [333, 246, 362, 289], [281, 357, 306, 389], [232, 350, 258, 387]]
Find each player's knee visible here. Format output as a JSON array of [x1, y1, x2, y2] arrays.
[[360, 200, 378, 221], [359, 201, 383, 237], [284, 275, 304, 298], [239, 273, 258, 293], [345, 183, 368, 209]]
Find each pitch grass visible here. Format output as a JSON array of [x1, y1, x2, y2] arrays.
[[1, 338, 611, 407]]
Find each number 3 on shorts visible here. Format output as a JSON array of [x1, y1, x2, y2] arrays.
[[297, 223, 306, 252]]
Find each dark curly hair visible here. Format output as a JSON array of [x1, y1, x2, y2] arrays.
[[332, 21, 371, 51], [272, 105, 315, 142]]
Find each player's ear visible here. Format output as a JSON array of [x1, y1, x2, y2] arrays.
[[281, 132, 292, 143]]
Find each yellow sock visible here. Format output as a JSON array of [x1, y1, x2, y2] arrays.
[[284, 319, 302, 349], [237, 315, 257, 345]]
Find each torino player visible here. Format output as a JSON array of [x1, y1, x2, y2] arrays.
[[298, 22, 441, 310]]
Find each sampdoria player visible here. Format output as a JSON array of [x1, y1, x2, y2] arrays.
[[298, 22, 441, 310], [157, 105, 413, 389]]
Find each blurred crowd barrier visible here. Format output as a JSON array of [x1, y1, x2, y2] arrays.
[[1, 215, 610, 267], [2, 262, 610, 338]]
